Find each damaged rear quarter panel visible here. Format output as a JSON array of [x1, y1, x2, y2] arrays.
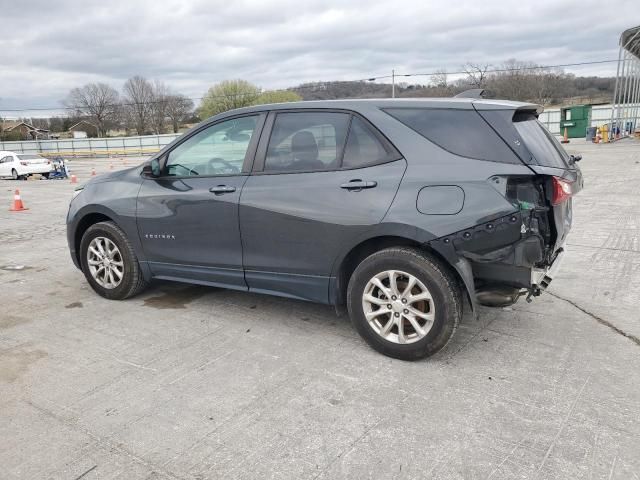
[[380, 134, 543, 301], [382, 136, 532, 241]]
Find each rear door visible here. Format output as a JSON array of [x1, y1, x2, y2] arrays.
[[136, 114, 265, 288], [239, 110, 406, 303]]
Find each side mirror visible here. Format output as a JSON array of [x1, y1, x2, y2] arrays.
[[142, 158, 161, 177], [570, 154, 582, 163]]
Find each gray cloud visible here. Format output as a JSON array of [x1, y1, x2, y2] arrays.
[[0, 0, 637, 116]]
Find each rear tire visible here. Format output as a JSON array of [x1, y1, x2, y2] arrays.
[[347, 247, 461, 360], [80, 221, 148, 300], [11, 169, 18, 180], [41, 172, 50, 179]]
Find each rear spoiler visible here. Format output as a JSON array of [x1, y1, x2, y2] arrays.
[[455, 89, 485, 99]]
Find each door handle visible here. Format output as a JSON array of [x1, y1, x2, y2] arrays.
[[209, 185, 236, 195], [340, 179, 377, 191]]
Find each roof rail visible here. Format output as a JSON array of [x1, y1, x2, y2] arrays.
[[454, 89, 485, 99]]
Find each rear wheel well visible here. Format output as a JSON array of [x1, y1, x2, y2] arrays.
[[335, 236, 465, 306], [74, 213, 113, 264]]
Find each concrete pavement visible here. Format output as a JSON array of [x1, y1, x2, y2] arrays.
[[0, 143, 639, 479]]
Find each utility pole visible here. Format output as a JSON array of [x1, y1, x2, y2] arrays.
[[391, 69, 395, 98]]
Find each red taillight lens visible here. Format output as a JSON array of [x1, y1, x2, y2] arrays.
[[20, 161, 28, 166], [551, 176, 573, 205]]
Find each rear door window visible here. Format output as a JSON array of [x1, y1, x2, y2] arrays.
[[384, 108, 521, 164], [342, 117, 397, 168], [512, 113, 571, 169], [264, 112, 350, 172]]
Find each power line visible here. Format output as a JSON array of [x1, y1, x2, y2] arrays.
[[0, 58, 620, 114], [364, 59, 620, 81]]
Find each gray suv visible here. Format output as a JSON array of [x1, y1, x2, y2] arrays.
[[67, 97, 582, 360]]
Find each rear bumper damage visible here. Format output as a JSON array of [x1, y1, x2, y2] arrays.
[[531, 244, 565, 292], [429, 210, 565, 309]]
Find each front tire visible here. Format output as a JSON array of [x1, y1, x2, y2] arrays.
[[347, 247, 461, 360], [80, 221, 148, 300]]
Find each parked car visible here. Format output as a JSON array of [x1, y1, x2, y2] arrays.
[[0, 152, 52, 179], [67, 97, 582, 360]]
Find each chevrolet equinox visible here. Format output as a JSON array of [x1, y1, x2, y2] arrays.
[[67, 97, 583, 360]]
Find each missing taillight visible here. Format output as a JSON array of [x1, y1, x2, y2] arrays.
[[551, 177, 573, 205]]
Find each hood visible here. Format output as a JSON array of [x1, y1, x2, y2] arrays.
[[84, 165, 141, 185]]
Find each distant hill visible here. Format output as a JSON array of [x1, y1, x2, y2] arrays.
[[291, 72, 616, 107]]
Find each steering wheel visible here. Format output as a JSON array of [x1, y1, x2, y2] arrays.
[[208, 157, 240, 174]]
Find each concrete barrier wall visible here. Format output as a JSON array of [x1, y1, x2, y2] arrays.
[[2, 106, 637, 155], [0, 133, 181, 157]]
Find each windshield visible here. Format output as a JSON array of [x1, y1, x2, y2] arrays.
[[513, 114, 571, 169], [17, 154, 44, 160]]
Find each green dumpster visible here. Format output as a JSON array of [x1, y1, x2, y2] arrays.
[[559, 105, 592, 139]]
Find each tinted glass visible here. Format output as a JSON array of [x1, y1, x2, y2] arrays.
[[166, 116, 257, 176], [17, 154, 43, 160], [342, 117, 391, 168], [513, 114, 570, 169], [265, 112, 349, 172], [385, 108, 520, 164]]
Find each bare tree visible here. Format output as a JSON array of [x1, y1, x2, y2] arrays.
[[489, 59, 536, 101], [123, 75, 154, 135], [431, 70, 448, 88], [64, 83, 120, 137], [149, 80, 170, 134], [462, 62, 491, 88], [166, 94, 194, 133]]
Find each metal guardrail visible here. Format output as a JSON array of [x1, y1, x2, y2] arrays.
[[0, 133, 181, 157]]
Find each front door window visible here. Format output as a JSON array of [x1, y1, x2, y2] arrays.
[[165, 116, 258, 177]]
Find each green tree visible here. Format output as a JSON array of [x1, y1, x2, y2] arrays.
[[253, 90, 301, 105], [199, 80, 260, 118]]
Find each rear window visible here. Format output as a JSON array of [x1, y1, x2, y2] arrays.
[[17, 154, 43, 160], [384, 108, 521, 164], [512, 113, 570, 169]]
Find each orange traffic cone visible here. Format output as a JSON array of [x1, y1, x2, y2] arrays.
[[9, 189, 28, 212], [561, 127, 570, 144], [70, 174, 77, 184], [91, 168, 96, 176]]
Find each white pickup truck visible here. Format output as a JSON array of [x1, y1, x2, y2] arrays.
[[0, 151, 52, 179]]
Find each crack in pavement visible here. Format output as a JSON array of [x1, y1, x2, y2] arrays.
[[547, 291, 640, 347], [567, 243, 640, 254]]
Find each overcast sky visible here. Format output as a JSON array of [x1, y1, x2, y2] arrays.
[[0, 0, 638, 117]]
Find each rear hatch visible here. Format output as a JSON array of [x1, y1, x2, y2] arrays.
[[476, 106, 583, 256]]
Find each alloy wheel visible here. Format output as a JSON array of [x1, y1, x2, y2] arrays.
[[87, 236, 124, 289], [362, 270, 436, 344]]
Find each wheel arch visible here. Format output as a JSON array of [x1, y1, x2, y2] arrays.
[[73, 211, 116, 265], [331, 233, 473, 313]]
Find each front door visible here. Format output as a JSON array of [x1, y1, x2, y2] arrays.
[[136, 114, 264, 288], [0, 154, 13, 177]]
